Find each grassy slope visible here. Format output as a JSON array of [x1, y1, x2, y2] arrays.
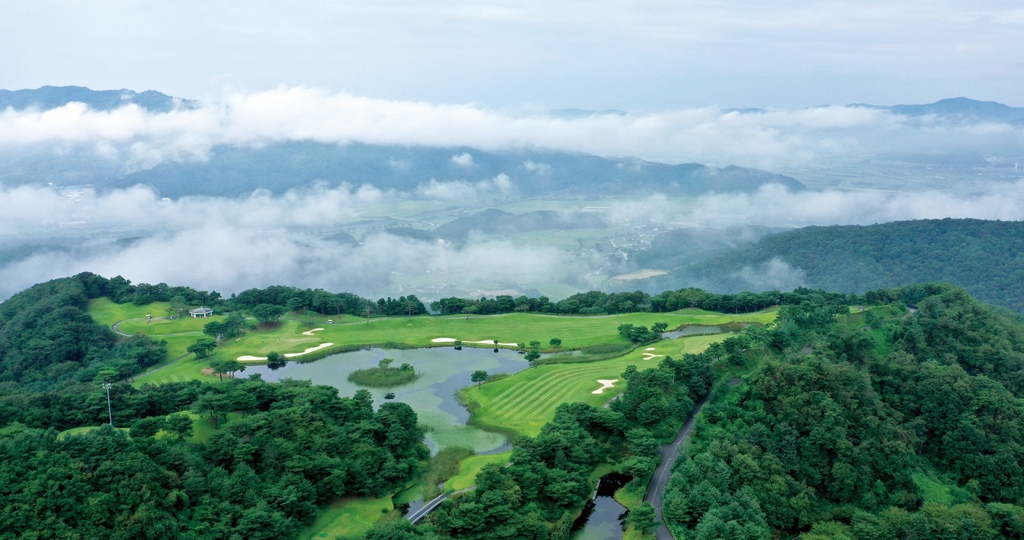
[[463, 334, 730, 437], [443, 452, 512, 492], [118, 314, 228, 335], [88, 298, 172, 326], [298, 497, 393, 540]]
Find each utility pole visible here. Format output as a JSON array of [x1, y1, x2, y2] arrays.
[[103, 381, 113, 426]]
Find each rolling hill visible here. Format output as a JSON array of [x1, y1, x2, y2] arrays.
[[633, 218, 1024, 312]]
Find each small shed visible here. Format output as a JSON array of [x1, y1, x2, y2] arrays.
[[189, 307, 214, 318]]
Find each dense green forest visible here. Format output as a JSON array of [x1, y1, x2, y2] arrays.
[[638, 218, 1024, 312], [661, 283, 1024, 539], [0, 380, 426, 539]]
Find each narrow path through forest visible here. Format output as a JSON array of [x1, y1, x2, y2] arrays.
[[643, 395, 710, 540]]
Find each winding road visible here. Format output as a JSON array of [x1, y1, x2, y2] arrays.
[[644, 395, 710, 540]]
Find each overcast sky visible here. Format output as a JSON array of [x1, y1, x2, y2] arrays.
[[2, 1, 1022, 109]]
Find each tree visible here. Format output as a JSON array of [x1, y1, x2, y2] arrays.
[[187, 338, 217, 360], [525, 349, 540, 363], [252, 304, 285, 324], [626, 503, 659, 535], [129, 416, 165, 439], [210, 359, 245, 381], [379, 358, 394, 369], [266, 351, 286, 370], [462, 305, 480, 320], [529, 340, 541, 348], [193, 392, 231, 428], [164, 414, 194, 440], [550, 338, 562, 347], [472, 370, 488, 385], [454, 339, 463, 350], [167, 295, 188, 319]]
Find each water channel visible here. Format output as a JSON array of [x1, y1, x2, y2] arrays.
[[571, 473, 631, 540], [244, 346, 531, 454]]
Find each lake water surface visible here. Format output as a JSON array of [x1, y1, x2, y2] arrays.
[[245, 346, 530, 453]]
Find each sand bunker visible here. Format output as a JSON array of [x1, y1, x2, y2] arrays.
[[592, 379, 619, 394], [237, 342, 335, 362], [645, 347, 656, 351], [642, 352, 663, 361], [431, 337, 519, 347], [302, 328, 324, 336]]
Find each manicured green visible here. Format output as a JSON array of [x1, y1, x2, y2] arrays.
[[87, 297, 171, 327], [214, 309, 772, 360], [463, 334, 728, 436], [133, 356, 219, 386], [444, 452, 512, 492], [298, 497, 393, 540], [117, 313, 228, 335]]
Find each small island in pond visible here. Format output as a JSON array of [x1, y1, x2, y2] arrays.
[[347, 358, 420, 387]]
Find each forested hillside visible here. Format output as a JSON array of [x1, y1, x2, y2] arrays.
[[662, 283, 1024, 539], [637, 219, 1024, 312], [0, 275, 429, 539]]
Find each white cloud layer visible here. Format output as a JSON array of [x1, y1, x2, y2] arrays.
[[4, 179, 1024, 300], [2, 87, 1020, 171], [607, 180, 1024, 228]]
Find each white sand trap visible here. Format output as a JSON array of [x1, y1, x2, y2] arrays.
[[642, 352, 663, 361], [645, 347, 656, 351], [302, 328, 325, 336], [431, 337, 518, 346], [237, 342, 335, 362], [592, 379, 619, 394], [466, 340, 520, 347]]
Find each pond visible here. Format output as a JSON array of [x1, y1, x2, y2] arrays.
[[244, 346, 531, 453], [661, 325, 724, 339], [571, 473, 631, 540]]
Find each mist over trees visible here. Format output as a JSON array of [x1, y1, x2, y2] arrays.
[[637, 218, 1024, 312]]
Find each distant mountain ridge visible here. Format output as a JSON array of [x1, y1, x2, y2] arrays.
[[849, 97, 1024, 124], [0, 85, 195, 113]]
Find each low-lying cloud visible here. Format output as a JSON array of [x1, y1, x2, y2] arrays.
[[5, 178, 1024, 300], [415, 173, 512, 200], [608, 180, 1024, 229], [1, 87, 1020, 171]]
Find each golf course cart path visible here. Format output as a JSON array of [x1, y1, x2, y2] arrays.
[[111, 320, 132, 337], [406, 487, 475, 524], [644, 395, 709, 540]]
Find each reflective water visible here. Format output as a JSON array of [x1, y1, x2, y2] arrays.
[[661, 325, 723, 339], [571, 473, 631, 540], [245, 346, 530, 453]]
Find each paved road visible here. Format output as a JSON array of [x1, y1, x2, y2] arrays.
[[111, 319, 133, 337], [644, 395, 709, 540], [406, 488, 474, 524]]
